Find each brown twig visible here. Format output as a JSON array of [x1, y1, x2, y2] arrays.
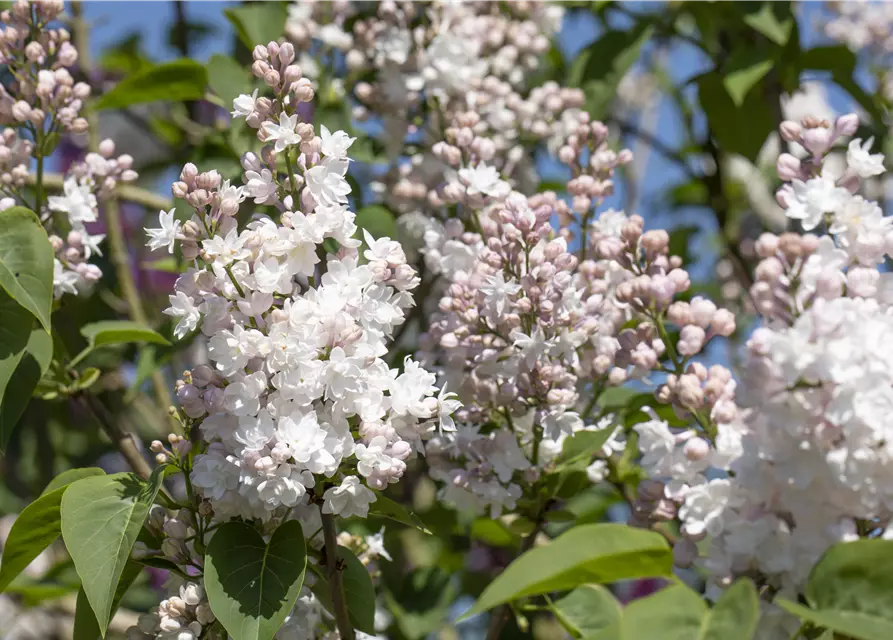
[[77, 394, 151, 480], [320, 509, 355, 640]]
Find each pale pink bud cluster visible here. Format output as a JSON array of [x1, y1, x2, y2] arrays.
[[0, 127, 33, 191], [749, 232, 820, 321], [0, 1, 90, 134], [67, 138, 138, 196], [551, 112, 633, 229], [658, 362, 737, 422]]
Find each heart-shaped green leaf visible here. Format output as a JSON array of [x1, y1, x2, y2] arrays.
[[464, 524, 671, 618], [204, 520, 308, 640], [72, 561, 142, 640], [81, 321, 169, 348], [0, 467, 105, 592], [61, 467, 166, 636], [93, 59, 208, 110], [0, 207, 53, 332]]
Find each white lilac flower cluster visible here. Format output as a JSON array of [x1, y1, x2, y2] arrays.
[[146, 41, 455, 525], [418, 120, 735, 518], [0, 1, 138, 298], [47, 139, 138, 297], [285, 1, 574, 229], [0, 1, 88, 134], [625, 113, 893, 640]]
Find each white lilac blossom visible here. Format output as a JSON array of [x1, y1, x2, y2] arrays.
[[133, 39, 450, 640], [0, 3, 137, 299], [419, 120, 726, 518], [628, 113, 893, 640], [143, 42, 455, 525], [145, 208, 182, 254]]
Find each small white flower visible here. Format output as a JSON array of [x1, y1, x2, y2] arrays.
[[846, 137, 885, 178], [784, 177, 851, 231], [48, 176, 97, 225], [263, 111, 301, 153], [164, 291, 201, 339], [319, 125, 356, 160], [322, 476, 376, 518], [145, 208, 182, 254], [231, 89, 258, 118]]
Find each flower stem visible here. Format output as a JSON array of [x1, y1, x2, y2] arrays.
[[77, 393, 152, 480], [105, 196, 175, 414], [485, 519, 543, 640], [320, 508, 355, 640], [71, 1, 174, 416]]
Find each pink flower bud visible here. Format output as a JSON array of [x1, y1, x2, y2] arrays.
[[834, 113, 860, 137], [779, 120, 801, 142]]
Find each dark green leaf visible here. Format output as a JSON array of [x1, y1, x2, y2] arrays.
[[94, 59, 208, 110], [552, 585, 621, 638], [698, 72, 775, 161], [0, 207, 53, 331], [368, 494, 431, 534], [0, 481, 81, 592], [572, 26, 653, 119], [742, 2, 794, 46], [41, 468, 106, 497], [81, 320, 170, 348], [73, 561, 143, 640], [204, 520, 307, 640], [207, 54, 253, 108], [0, 315, 52, 450], [61, 468, 167, 636], [224, 3, 288, 51], [355, 205, 397, 241], [724, 59, 773, 107], [464, 524, 672, 617], [313, 546, 377, 635], [701, 579, 759, 639]]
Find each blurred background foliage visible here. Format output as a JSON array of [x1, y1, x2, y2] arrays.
[[1, 1, 889, 638]]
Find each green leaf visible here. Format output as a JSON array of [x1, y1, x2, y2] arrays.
[[73, 561, 142, 640], [775, 539, 893, 640], [571, 26, 653, 120], [0, 291, 35, 427], [0, 207, 53, 331], [368, 494, 431, 534], [355, 205, 397, 241], [224, 3, 288, 50], [775, 599, 893, 640], [698, 71, 775, 161], [94, 59, 208, 110], [464, 524, 672, 618], [471, 519, 520, 548], [590, 584, 708, 640], [807, 540, 893, 613], [552, 585, 621, 638], [723, 59, 773, 107], [700, 579, 759, 639], [81, 321, 170, 349], [312, 546, 377, 635], [204, 520, 307, 640], [0, 484, 77, 592], [41, 467, 106, 496], [0, 468, 105, 591], [0, 315, 52, 451], [742, 2, 794, 46], [207, 54, 253, 108], [558, 428, 615, 469], [61, 468, 167, 636]]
